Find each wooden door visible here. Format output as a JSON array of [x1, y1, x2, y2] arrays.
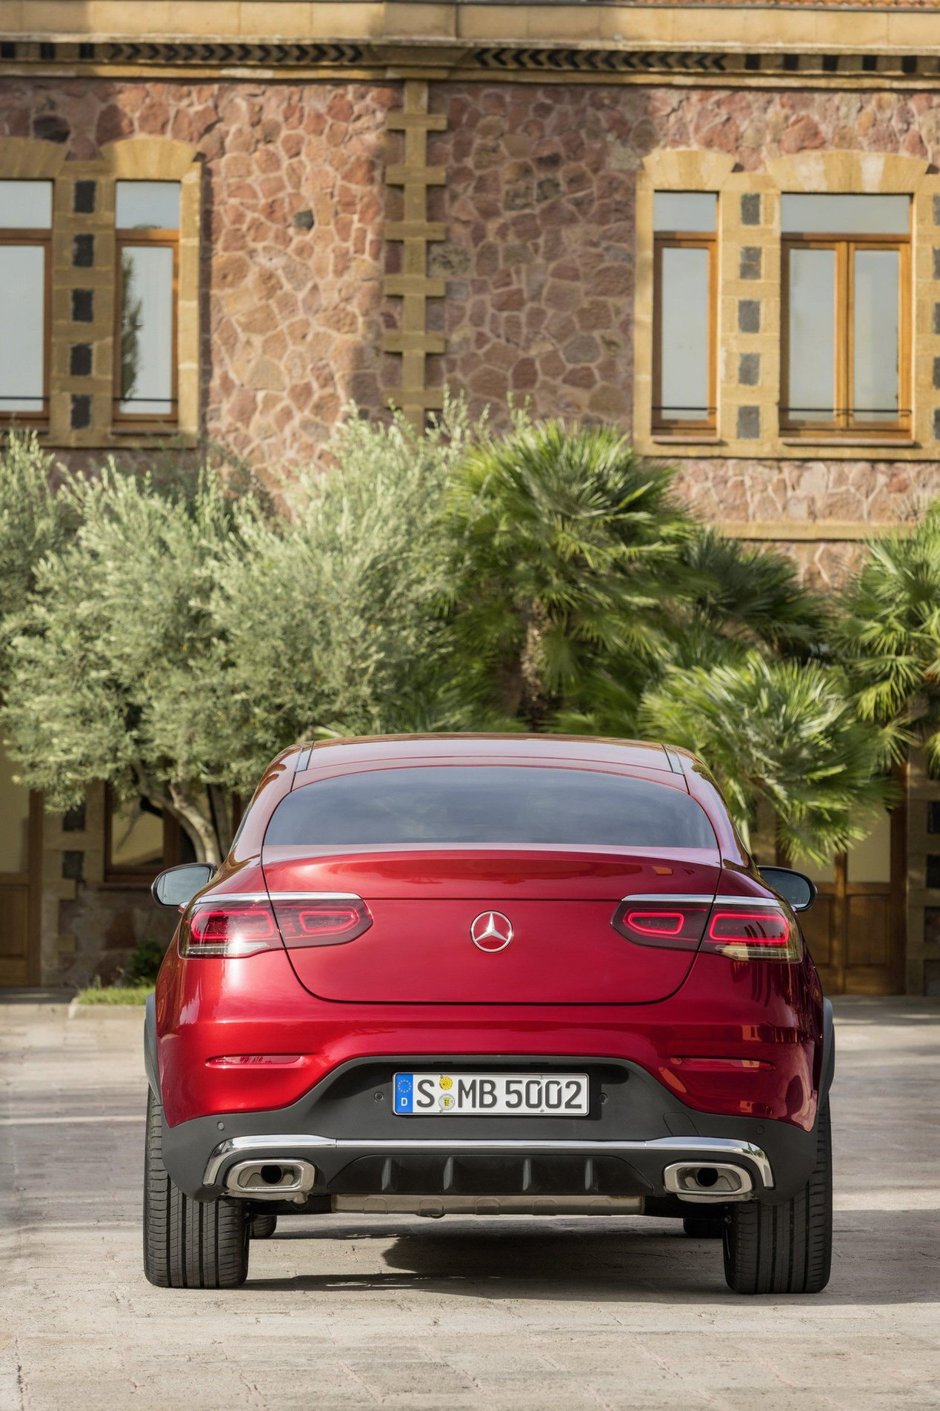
[[0, 753, 40, 987], [799, 806, 906, 995]]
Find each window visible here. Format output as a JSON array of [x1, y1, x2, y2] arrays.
[[652, 192, 717, 434], [266, 767, 717, 850], [0, 180, 51, 425], [105, 788, 195, 882], [115, 181, 180, 423], [781, 194, 910, 436]]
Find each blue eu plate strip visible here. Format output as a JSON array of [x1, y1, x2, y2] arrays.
[[394, 1072, 414, 1114]]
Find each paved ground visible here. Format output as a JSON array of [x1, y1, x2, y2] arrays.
[[0, 996, 938, 1411]]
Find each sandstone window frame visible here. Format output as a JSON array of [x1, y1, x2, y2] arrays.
[[652, 196, 718, 436], [635, 151, 737, 450], [635, 149, 940, 463], [0, 137, 200, 451], [780, 200, 912, 441]]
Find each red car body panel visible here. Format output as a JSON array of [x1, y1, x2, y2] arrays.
[[155, 940, 821, 1132], [154, 737, 824, 1143], [261, 848, 720, 1005]]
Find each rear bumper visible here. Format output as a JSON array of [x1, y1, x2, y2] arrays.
[[204, 1130, 774, 1206], [157, 1051, 822, 1205]]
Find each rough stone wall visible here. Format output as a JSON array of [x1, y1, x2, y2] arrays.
[[431, 83, 940, 586], [0, 77, 395, 464], [2, 77, 940, 583], [671, 458, 934, 590], [429, 83, 940, 422]]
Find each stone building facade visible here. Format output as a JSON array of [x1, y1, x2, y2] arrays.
[[1, 0, 940, 995]]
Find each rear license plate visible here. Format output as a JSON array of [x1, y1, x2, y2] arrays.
[[393, 1072, 590, 1116]]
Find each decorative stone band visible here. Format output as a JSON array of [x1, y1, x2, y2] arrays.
[[719, 522, 914, 542], [4, 39, 940, 85]]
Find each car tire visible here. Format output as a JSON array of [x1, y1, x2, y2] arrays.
[[683, 1215, 725, 1240], [250, 1213, 278, 1239], [143, 1089, 250, 1288], [723, 1096, 832, 1295]]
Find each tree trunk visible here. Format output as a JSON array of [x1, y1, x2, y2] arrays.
[[167, 784, 224, 864], [134, 771, 225, 865], [519, 601, 551, 732]]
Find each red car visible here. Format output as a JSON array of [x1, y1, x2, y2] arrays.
[[144, 734, 833, 1294]]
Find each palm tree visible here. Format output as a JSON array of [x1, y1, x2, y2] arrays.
[[443, 419, 693, 729], [836, 507, 940, 771], [638, 652, 892, 863], [556, 525, 827, 740]]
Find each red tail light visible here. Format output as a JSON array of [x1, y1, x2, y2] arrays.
[[704, 906, 799, 960], [180, 893, 372, 958], [612, 898, 710, 951], [613, 895, 800, 961]]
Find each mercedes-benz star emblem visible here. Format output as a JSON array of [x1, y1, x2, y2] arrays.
[[470, 910, 514, 952]]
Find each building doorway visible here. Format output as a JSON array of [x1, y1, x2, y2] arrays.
[[0, 750, 41, 987], [796, 807, 906, 995]]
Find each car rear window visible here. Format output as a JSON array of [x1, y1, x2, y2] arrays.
[[265, 766, 716, 849]]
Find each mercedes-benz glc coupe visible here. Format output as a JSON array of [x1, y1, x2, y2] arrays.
[[144, 734, 833, 1294]]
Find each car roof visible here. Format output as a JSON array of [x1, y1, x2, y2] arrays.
[[292, 733, 697, 777]]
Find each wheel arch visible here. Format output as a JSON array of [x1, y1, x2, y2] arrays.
[[821, 998, 835, 1096], [144, 993, 160, 1097]]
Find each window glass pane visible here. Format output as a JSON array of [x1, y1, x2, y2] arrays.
[[786, 247, 836, 423], [657, 245, 710, 422], [781, 194, 909, 235], [267, 766, 717, 850], [110, 798, 164, 871], [0, 180, 52, 229], [116, 181, 180, 230], [853, 248, 899, 423], [654, 192, 716, 232], [119, 245, 174, 415], [0, 245, 45, 414]]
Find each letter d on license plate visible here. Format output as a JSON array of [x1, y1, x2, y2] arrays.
[[393, 1072, 589, 1116]]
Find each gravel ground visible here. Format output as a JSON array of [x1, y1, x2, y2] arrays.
[[0, 994, 938, 1411]]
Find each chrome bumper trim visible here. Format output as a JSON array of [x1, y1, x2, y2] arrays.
[[204, 1134, 773, 1191]]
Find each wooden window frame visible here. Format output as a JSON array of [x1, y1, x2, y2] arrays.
[[0, 227, 51, 429], [652, 230, 717, 436], [113, 226, 179, 429], [781, 231, 911, 439]]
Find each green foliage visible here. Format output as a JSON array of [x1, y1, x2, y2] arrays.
[[556, 528, 827, 739], [74, 983, 152, 1005], [837, 508, 940, 771], [124, 938, 166, 985], [0, 408, 898, 868], [1, 462, 248, 859], [0, 433, 75, 628], [676, 529, 827, 656], [444, 419, 692, 728], [209, 402, 478, 789], [638, 652, 891, 862]]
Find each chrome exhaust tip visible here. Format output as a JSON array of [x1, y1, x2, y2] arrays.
[[663, 1161, 754, 1203], [224, 1159, 317, 1203]]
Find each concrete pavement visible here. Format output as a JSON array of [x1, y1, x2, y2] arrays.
[[0, 995, 938, 1411]]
